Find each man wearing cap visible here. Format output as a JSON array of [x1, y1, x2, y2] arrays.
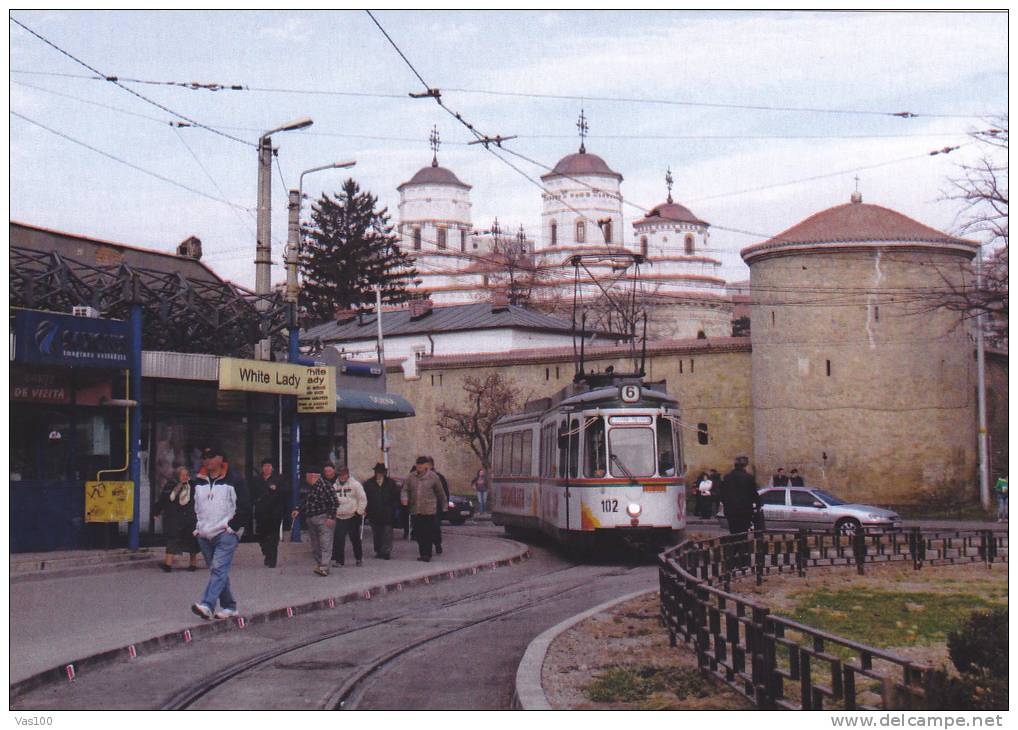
[[330, 463, 367, 567], [364, 463, 401, 560], [190, 448, 250, 620], [403, 456, 447, 562], [291, 465, 338, 576]]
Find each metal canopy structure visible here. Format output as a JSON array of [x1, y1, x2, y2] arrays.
[[9, 245, 293, 357]]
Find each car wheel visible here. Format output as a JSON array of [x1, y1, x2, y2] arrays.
[[835, 518, 861, 537]]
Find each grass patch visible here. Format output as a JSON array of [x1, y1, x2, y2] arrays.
[[584, 665, 713, 706], [783, 588, 1005, 648]]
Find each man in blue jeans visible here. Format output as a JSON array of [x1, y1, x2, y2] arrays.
[[191, 447, 250, 620]]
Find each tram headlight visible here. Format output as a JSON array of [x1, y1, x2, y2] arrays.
[[626, 503, 642, 518]]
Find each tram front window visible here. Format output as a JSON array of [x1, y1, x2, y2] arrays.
[[584, 416, 606, 477], [608, 427, 656, 478], [656, 418, 677, 476]]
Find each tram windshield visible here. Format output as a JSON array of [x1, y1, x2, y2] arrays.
[[608, 427, 656, 478]]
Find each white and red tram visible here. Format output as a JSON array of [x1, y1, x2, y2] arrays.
[[490, 377, 685, 552]]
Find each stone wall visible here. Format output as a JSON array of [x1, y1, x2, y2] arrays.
[[345, 338, 754, 493]]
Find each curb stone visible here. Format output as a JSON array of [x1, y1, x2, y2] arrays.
[[514, 588, 656, 710], [9, 542, 531, 701]]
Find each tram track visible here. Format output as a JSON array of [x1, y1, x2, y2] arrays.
[[162, 560, 622, 710]]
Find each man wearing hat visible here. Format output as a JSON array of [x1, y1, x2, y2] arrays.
[[291, 464, 338, 576], [190, 447, 250, 620], [364, 463, 401, 560]]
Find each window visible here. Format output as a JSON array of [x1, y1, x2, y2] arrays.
[[521, 432, 532, 476], [656, 418, 676, 476], [576, 220, 586, 243], [550, 220, 557, 246], [608, 427, 656, 478], [558, 421, 569, 478], [602, 219, 612, 243], [696, 422, 708, 445], [460, 229, 467, 252], [583, 417, 607, 477], [771, 311, 776, 326], [545, 368, 550, 381], [413, 227, 422, 251], [568, 418, 580, 478], [492, 435, 504, 477], [761, 489, 787, 506], [640, 236, 648, 257], [500, 434, 511, 475], [690, 359, 694, 373], [826, 360, 831, 377], [685, 234, 694, 254], [509, 431, 522, 475], [791, 491, 823, 508], [437, 227, 447, 249]]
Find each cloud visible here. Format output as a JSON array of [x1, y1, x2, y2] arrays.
[[259, 16, 312, 42]]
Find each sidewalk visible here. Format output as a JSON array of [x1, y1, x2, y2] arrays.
[[9, 526, 528, 690]]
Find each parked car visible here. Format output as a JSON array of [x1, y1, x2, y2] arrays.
[[720, 486, 901, 535], [443, 494, 476, 525]]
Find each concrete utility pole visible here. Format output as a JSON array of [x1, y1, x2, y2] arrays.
[[375, 284, 389, 469]]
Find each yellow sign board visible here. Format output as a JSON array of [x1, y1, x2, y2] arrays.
[[298, 366, 337, 413], [218, 358, 314, 396], [85, 481, 134, 523]]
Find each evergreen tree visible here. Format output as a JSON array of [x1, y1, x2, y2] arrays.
[[299, 179, 419, 325]]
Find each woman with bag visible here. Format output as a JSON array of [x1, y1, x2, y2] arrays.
[[153, 465, 200, 572]]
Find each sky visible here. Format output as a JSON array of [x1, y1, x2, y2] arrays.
[[8, 10, 1009, 289]]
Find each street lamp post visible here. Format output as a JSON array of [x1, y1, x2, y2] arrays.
[[285, 160, 357, 303], [255, 116, 313, 298]]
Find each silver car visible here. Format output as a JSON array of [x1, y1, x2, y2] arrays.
[[756, 486, 902, 535]]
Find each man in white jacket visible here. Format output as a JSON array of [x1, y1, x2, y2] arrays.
[[329, 463, 367, 567]]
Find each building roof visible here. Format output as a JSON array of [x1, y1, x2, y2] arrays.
[[302, 301, 603, 343], [634, 200, 709, 227], [741, 197, 979, 261], [10, 221, 225, 284], [397, 161, 471, 191], [541, 151, 623, 182]]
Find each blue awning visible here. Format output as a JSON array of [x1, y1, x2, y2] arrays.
[[336, 389, 415, 423]]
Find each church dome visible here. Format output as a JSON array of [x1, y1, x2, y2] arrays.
[[635, 201, 708, 227], [398, 161, 471, 191], [541, 152, 623, 181]]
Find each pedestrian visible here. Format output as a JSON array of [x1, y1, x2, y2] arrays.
[[471, 467, 490, 515], [153, 465, 200, 572], [789, 468, 804, 487], [364, 463, 401, 559], [708, 469, 723, 516], [190, 448, 250, 620], [291, 464, 338, 576], [994, 475, 1008, 522], [403, 456, 447, 562], [428, 457, 451, 555], [771, 467, 789, 487], [251, 458, 288, 568], [695, 471, 714, 519], [330, 463, 367, 567], [721, 455, 762, 536]]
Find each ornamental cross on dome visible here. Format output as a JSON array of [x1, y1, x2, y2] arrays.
[[576, 109, 588, 154], [429, 125, 441, 167], [666, 167, 674, 204]]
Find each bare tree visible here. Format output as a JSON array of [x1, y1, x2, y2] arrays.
[[484, 221, 545, 307], [935, 117, 1008, 325], [436, 373, 523, 471]]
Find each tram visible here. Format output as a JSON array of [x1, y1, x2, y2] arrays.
[[490, 372, 685, 552]]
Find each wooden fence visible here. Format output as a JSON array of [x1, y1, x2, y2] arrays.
[[659, 527, 1008, 710]]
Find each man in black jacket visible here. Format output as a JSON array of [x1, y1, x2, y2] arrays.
[[721, 455, 762, 535], [364, 463, 401, 560], [251, 459, 288, 568]]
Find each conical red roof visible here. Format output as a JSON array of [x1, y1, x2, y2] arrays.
[[541, 152, 622, 181]]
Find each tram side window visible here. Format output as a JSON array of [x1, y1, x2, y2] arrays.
[[546, 424, 557, 478], [584, 416, 607, 477], [558, 421, 569, 478], [568, 418, 580, 478], [499, 434, 511, 476], [511, 431, 523, 475], [656, 418, 676, 476], [522, 431, 533, 476]]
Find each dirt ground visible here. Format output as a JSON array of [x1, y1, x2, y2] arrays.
[[540, 561, 1007, 710]]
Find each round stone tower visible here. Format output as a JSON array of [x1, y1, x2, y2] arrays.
[[741, 193, 980, 505]]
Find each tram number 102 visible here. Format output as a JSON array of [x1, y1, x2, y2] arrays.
[[600, 499, 619, 513]]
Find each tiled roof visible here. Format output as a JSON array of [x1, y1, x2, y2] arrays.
[[741, 200, 978, 261], [634, 201, 708, 227], [541, 151, 623, 181], [302, 301, 601, 343], [397, 162, 471, 191]]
